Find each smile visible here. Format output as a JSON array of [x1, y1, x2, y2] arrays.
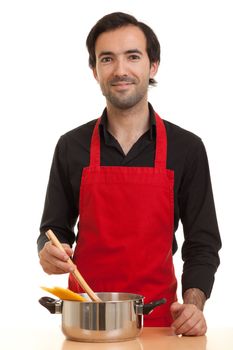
[[111, 82, 135, 90]]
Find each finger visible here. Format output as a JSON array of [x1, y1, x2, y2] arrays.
[[175, 310, 200, 335], [41, 251, 74, 273], [174, 309, 206, 336], [45, 242, 71, 261], [39, 242, 74, 274], [39, 255, 74, 274], [170, 302, 184, 320], [171, 304, 196, 331], [39, 260, 65, 274], [63, 244, 73, 257], [183, 317, 207, 336]]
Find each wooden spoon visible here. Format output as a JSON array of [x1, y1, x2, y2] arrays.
[[46, 229, 102, 302]]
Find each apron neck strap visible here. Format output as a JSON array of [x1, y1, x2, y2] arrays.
[[89, 117, 101, 167], [154, 112, 167, 168], [89, 113, 167, 169]]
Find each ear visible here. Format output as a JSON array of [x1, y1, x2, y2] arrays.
[[149, 61, 159, 79], [92, 68, 99, 83]]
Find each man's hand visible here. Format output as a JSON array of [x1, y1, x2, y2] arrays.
[[39, 241, 75, 274], [170, 288, 207, 336], [170, 302, 207, 336]]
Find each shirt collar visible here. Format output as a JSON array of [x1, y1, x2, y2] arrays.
[[99, 102, 156, 143]]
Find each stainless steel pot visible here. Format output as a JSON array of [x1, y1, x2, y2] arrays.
[[39, 292, 166, 342]]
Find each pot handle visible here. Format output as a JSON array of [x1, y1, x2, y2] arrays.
[[39, 296, 62, 314], [143, 298, 166, 315]]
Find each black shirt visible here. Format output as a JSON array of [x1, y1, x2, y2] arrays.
[[38, 103, 221, 298]]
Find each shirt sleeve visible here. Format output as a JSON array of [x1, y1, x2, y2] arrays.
[[179, 139, 221, 298], [37, 135, 78, 252]]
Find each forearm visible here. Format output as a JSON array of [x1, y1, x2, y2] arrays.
[[38, 135, 78, 253], [183, 288, 206, 311], [180, 139, 221, 301]]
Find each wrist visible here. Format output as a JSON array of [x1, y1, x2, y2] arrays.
[[183, 288, 206, 311]]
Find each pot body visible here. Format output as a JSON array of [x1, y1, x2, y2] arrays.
[[60, 292, 144, 342]]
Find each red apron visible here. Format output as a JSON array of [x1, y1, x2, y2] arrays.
[[69, 113, 177, 326]]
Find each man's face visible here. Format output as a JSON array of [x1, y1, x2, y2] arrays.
[[93, 25, 158, 110]]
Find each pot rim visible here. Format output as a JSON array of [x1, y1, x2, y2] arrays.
[[71, 292, 145, 303]]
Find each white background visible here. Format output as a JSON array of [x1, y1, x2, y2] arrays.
[[0, 0, 232, 330]]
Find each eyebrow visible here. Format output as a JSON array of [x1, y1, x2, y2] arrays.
[[98, 49, 143, 59]]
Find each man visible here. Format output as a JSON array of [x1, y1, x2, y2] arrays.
[[38, 12, 221, 336]]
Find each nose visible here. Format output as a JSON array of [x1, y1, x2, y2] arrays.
[[113, 57, 128, 77]]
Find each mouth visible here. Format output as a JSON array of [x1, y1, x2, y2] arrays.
[[111, 82, 134, 90], [111, 82, 134, 86]]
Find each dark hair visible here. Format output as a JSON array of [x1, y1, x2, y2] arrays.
[[86, 12, 160, 86]]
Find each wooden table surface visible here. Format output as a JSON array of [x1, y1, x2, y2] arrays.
[[1, 327, 233, 350]]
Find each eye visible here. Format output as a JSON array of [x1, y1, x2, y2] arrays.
[[128, 54, 141, 61], [100, 57, 112, 63]]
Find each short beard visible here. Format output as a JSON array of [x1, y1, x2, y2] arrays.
[[104, 90, 147, 110]]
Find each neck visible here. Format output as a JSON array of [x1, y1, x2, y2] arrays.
[[106, 100, 150, 139], [106, 100, 150, 155]]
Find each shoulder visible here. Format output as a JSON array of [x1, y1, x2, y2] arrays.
[[62, 118, 97, 142], [163, 119, 202, 146], [163, 119, 207, 171], [163, 119, 205, 154], [56, 118, 98, 150], [52, 119, 98, 168]]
